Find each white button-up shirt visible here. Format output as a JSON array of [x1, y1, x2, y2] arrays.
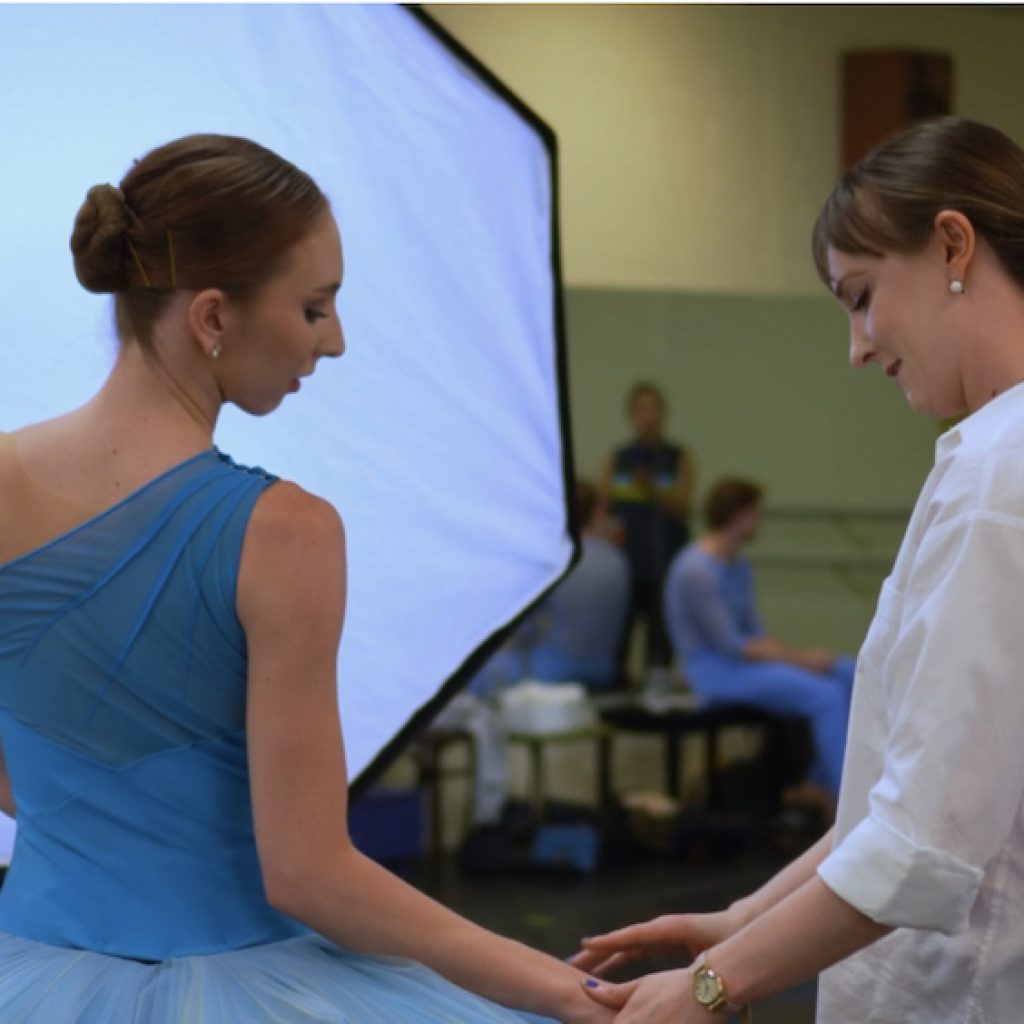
[[817, 383, 1024, 1023]]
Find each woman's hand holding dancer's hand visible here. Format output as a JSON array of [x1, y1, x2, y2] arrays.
[[569, 910, 746, 1022], [560, 996, 620, 1024], [570, 908, 744, 978], [579, 969, 718, 1023]]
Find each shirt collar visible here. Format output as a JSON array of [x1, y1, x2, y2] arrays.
[[936, 379, 1024, 458]]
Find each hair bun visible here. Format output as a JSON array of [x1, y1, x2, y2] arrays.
[[70, 183, 133, 293]]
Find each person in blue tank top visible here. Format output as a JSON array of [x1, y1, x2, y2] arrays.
[[598, 383, 694, 678], [0, 135, 613, 1024]]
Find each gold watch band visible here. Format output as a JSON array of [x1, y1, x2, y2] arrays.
[[705, 1002, 753, 1023], [712, 1002, 753, 1022], [692, 955, 753, 1022]]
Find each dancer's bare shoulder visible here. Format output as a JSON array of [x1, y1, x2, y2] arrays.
[[238, 480, 347, 630], [246, 479, 345, 561]]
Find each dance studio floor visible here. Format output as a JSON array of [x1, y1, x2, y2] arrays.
[[411, 847, 818, 1023]]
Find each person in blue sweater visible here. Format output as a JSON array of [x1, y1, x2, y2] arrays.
[[663, 478, 855, 803]]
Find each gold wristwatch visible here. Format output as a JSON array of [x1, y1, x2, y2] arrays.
[[692, 954, 752, 1022]]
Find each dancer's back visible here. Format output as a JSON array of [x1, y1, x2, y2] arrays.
[[0, 432, 307, 959], [0, 132, 609, 1024]]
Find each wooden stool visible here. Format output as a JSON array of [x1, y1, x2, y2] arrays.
[[508, 724, 613, 819], [414, 728, 476, 858]]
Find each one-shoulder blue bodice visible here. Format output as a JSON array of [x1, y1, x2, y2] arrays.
[[0, 449, 309, 959]]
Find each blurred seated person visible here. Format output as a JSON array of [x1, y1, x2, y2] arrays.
[[425, 480, 629, 826], [529, 480, 631, 692], [664, 478, 855, 803]]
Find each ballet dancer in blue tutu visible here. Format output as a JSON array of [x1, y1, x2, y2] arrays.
[[0, 134, 612, 1024]]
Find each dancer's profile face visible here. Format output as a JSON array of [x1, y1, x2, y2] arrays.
[[225, 211, 345, 416], [827, 239, 967, 418]]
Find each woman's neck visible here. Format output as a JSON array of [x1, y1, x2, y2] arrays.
[[958, 253, 1024, 412]]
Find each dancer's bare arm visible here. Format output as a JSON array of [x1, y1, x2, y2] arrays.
[[240, 483, 611, 1024]]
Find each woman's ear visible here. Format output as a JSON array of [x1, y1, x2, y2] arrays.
[[187, 288, 231, 360], [934, 209, 976, 283]]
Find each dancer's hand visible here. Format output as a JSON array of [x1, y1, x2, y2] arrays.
[[570, 909, 742, 977], [580, 969, 718, 1023], [561, 999, 620, 1024], [556, 968, 624, 1023]]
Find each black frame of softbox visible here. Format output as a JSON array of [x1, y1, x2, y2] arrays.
[[351, 5, 579, 798]]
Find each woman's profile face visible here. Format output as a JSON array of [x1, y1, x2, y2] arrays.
[[223, 211, 346, 416], [827, 240, 968, 418]]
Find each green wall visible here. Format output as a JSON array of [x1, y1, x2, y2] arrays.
[[564, 286, 937, 653]]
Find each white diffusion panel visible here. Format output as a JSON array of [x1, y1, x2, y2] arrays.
[[0, 4, 571, 815]]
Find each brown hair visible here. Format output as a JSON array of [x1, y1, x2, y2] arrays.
[[704, 478, 763, 531], [812, 116, 1024, 291], [626, 381, 665, 414], [70, 134, 329, 347]]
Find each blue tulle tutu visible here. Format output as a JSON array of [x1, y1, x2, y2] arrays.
[[0, 931, 555, 1023]]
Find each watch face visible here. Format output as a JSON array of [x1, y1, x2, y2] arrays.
[[694, 971, 722, 1005]]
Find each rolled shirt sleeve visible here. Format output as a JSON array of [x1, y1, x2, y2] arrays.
[[819, 511, 1024, 934]]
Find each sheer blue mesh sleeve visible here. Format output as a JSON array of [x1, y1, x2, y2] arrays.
[[0, 449, 277, 768]]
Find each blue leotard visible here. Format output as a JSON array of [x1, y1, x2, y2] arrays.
[[0, 447, 550, 1022]]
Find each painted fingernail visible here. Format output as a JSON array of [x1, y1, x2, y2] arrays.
[[584, 979, 600, 989]]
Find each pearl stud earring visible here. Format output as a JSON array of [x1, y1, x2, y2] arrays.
[[949, 279, 965, 295], [211, 342, 223, 359]]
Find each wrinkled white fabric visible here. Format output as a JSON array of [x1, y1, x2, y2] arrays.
[[818, 383, 1024, 1023]]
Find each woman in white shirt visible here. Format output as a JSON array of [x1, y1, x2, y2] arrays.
[[573, 115, 1024, 1023]]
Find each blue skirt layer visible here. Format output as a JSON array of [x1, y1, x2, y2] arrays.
[[0, 931, 556, 1023]]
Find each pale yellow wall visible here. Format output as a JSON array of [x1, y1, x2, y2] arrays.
[[406, 6, 1024, 842], [428, 4, 1024, 295]]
